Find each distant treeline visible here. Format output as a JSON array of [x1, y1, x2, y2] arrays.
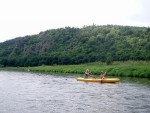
[[0, 25, 150, 67]]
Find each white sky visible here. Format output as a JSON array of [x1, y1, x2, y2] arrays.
[[0, 0, 150, 42]]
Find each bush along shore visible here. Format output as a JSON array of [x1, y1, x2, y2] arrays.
[[0, 61, 150, 78]]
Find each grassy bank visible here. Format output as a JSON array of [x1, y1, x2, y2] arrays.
[[0, 61, 150, 78]]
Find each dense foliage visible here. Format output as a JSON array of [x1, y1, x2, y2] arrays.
[[0, 25, 150, 67]]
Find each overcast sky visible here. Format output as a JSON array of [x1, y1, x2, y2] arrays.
[[0, 0, 150, 42]]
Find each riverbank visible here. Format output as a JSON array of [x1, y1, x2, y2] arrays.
[[0, 61, 150, 78]]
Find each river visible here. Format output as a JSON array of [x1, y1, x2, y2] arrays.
[[0, 71, 150, 113]]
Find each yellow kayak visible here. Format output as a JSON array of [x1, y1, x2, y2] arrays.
[[76, 77, 120, 83]]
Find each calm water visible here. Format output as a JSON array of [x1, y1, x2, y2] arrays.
[[0, 71, 150, 113]]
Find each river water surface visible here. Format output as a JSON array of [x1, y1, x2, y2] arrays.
[[0, 71, 150, 113]]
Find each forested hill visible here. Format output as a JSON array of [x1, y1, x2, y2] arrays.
[[0, 25, 150, 67]]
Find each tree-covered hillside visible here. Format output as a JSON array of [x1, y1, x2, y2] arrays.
[[0, 25, 150, 67]]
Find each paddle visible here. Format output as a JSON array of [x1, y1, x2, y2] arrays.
[[89, 72, 96, 78]]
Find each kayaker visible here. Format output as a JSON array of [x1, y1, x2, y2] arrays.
[[84, 69, 91, 78], [100, 71, 106, 79]]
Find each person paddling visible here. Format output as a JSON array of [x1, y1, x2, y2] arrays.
[[100, 71, 106, 79], [84, 69, 91, 78]]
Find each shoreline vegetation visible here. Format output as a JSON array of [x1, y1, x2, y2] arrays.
[[0, 61, 150, 78]]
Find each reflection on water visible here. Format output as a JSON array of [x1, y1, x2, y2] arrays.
[[0, 71, 150, 113]]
